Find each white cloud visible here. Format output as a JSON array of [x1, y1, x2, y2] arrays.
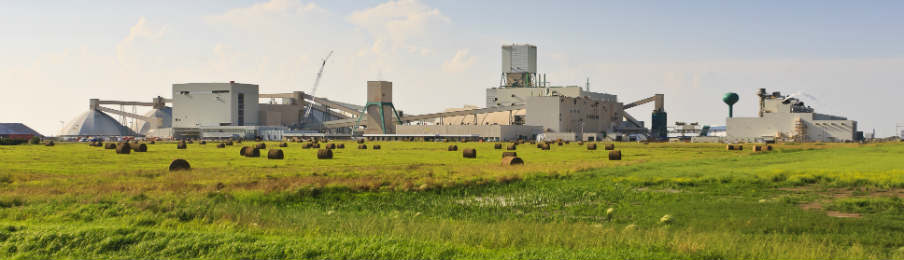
[[206, 0, 326, 25], [442, 49, 475, 72], [347, 0, 450, 55], [116, 17, 167, 62]]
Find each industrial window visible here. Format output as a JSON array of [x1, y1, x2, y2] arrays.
[[213, 90, 230, 94], [179, 91, 190, 95], [237, 93, 245, 126]]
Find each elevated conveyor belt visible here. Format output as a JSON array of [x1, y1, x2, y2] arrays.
[[321, 104, 525, 129]]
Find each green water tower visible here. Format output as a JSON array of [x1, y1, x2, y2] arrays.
[[723, 92, 739, 118]]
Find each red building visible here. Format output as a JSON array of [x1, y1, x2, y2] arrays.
[[0, 123, 44, 140]]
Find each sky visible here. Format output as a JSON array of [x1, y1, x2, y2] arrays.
[[2, 0, 903, 137]]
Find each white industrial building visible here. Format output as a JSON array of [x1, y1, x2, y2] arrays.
[[172, 82, 260, 128], [387, 44, 666, 141], [726, 89, 858, 143]]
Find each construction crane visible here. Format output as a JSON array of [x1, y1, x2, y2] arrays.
[[301, 50, 333, 127]]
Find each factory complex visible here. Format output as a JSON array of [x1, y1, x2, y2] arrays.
[[724, 89, 859, 143], [56, 44, 858, 143]]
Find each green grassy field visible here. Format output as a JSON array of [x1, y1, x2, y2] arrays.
[[1, 141, 903, 259]]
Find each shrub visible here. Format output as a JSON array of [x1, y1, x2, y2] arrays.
[[1, 138, 27, 145]]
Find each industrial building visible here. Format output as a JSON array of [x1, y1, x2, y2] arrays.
[[388, 44, 667, 141], [0, 123, 43, 140], [726, 89, 858, 143], [59, 43, 668, 142]]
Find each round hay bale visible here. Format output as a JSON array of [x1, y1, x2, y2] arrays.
[[539, 143, 550, 150], [462, 148, 477, 158], [242, 147, 260, 157], [239, 146, 250, 155], [116, 143, 131, 154], [557, 142, 563, 146], [754, 145, 764, 152], [494, 143, 502, 149], [737, 145, 744, 151], [577, 141, 584, 145], [609, 150, 622, 160], [149, 140, 156, 144], [169, 159, 191, 171], [326, 143, 336, 149], [255, 143, 266, 150], [105, 143, 116, 149], [337, 143, 345, 149], [373, 144, 381, 150], [312, 143, 321, 149], [44, 141, 55, 146], [358, 144, 367, 149], [766, 145, 773, 151], [448, 145, 458, 151], [302, 143, 313, 149], [506, 144, 517, 150], [216, 143, 226, 148], [317, 149, 333, 159], [199, 140, 207, 145], [565, 141, 570, 144], [501, 156, 524, 166], [225, 141, 233, 146], [502, 151, 517, 158], [357, 139, 365, 144], [726, 144, 735, 150], [279, 142, 288, 147], [134, 143, 148, 152], [177, 141, 187, 149], [604, 144, 615, 150], [267, 149, 284, 159], [587, 143, 597, 150]]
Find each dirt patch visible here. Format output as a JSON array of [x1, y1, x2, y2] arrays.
[[795, 201, 862, 218], [636, 187, 682, 193], [799, 201, 822, 210], [778, 185, 894, 219], [826, 211, 861, 218], [779, 185, 904, 199]]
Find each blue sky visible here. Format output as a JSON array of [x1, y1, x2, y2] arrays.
[[2, 0, 903, 136]]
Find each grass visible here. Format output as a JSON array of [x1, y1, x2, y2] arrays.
[[0, 141, 903, 259]]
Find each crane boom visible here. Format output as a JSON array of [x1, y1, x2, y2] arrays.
[[302, 50, 333, 124]]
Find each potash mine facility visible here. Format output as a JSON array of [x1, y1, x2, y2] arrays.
[[56, 44, 861, 143]]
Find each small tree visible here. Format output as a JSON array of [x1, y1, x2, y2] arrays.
[[29, 136, 41, 145]]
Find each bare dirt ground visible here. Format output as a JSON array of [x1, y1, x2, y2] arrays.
[[779, 186, 904, 218]]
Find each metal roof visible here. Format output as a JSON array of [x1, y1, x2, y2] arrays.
[[135, 107, 172, 135], [0, 123, 43, 137], [60, 110, 136, 136]]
